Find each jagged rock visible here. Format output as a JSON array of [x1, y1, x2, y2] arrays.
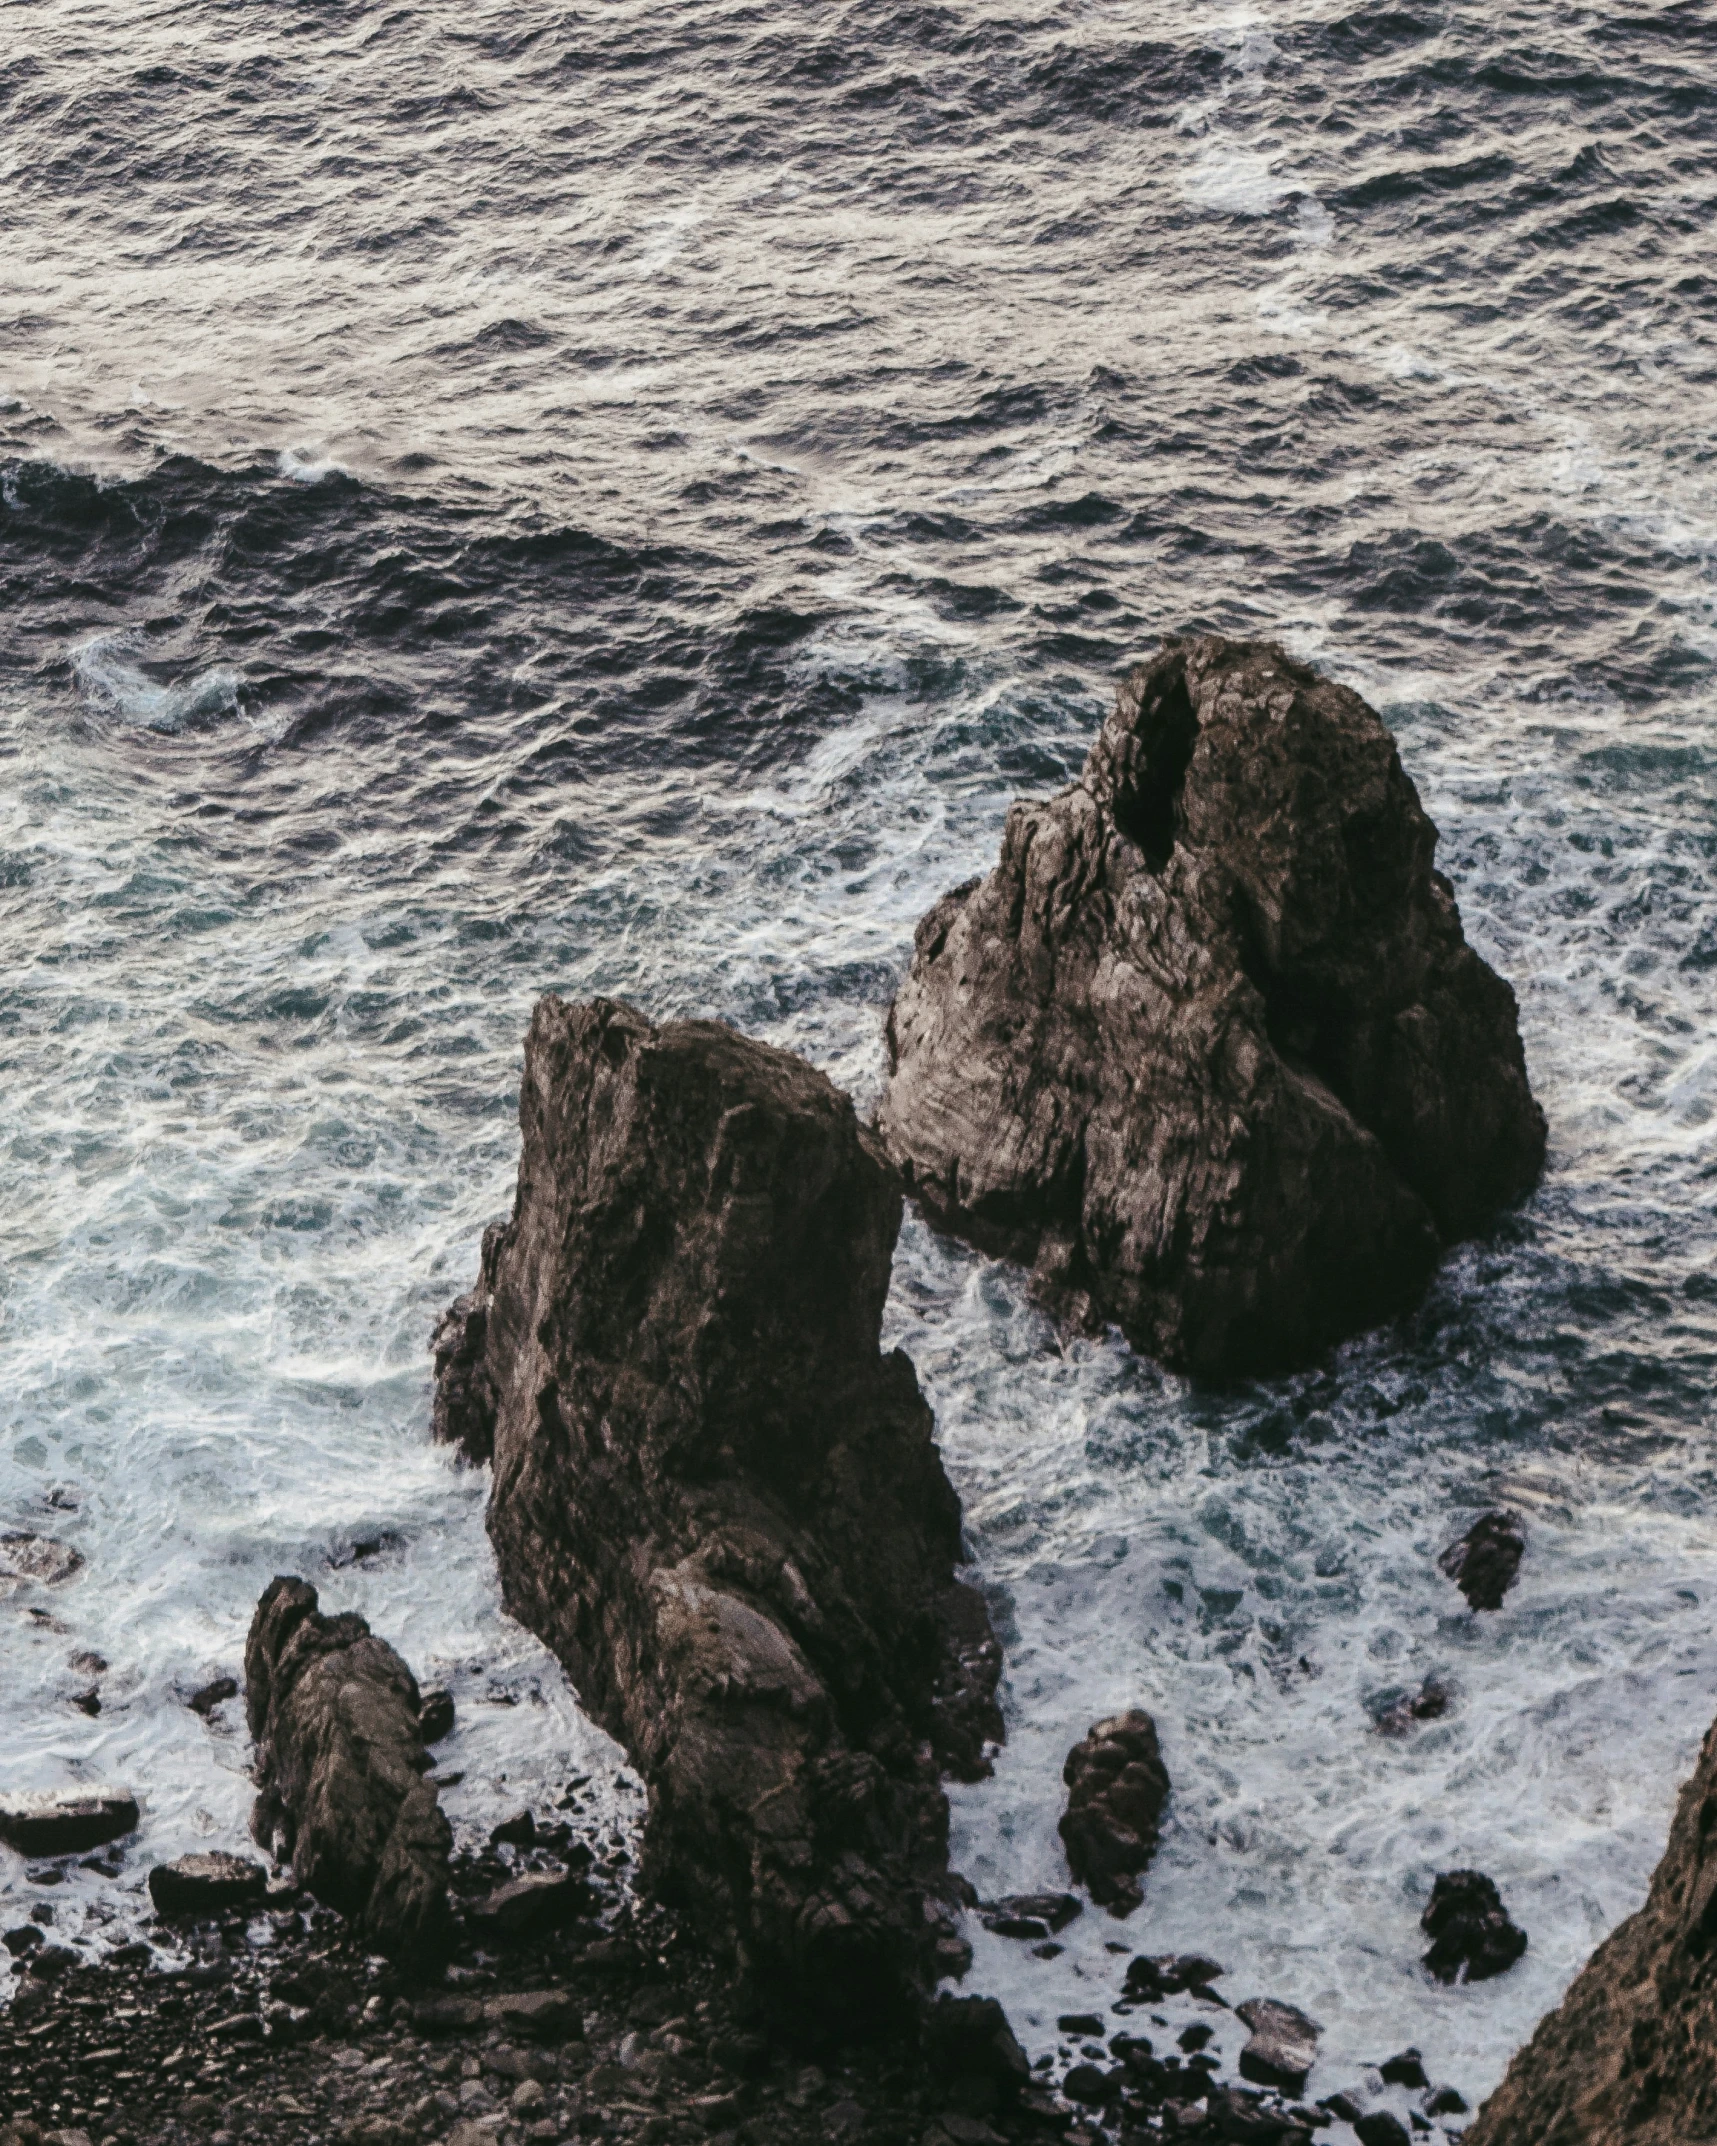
[[0, 1790, 137, 1857], [981, 1891, 1082, 1939], [1123, 1951, 1225, 2000], [1235, 1998, 1321, 2092], [1378, 2049, 1427, 2089], [1465, 1708, 1717, 2143], [245, 1576, 452, 1963], [877, 634, 1546, 1376], [1438, 1511, 1524, 1611], [469, 1870, 590, 1939], [1353, 2115, 1411, 2146], [188, 1675, 239, 1717], [1059, 1710, 1170, 1914], [431, 996, 1004, 2032], [1421, 1869, 1526, 1983], [0, 1535, 84, 1592], [148, 1852, 269, 1916], [418, 1687, 455, 1744]]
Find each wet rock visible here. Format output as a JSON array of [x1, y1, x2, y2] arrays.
[[0, 1535, 84, 1591], [245, 1575, 452, 1963], [1437, 1512, 1524, 1612], [0, 1790, 138, 1856], [469, 1870, 589, 1940], [1353, 2115, 1411, 2146], [982, 1891, 1081, 1939], [418, 1687, 455, 1744], [148, 1852, 270, 1917], [1378, 2049, 1427, 2089], [1057, 2012, 1106, 2037], [488, 1809, 535, 1848], [1206, 2083, 1305, 2141], [2, 1925, 43, 1957], [877, 635, 1546, 1377], [1235, 1999, 1321, 2093], [432, 996, 1004, 2030], [1374, 1677, 1452, 1736], [1420, 1870, 1526, 1984], [189, 1676, 240, 1717], [1061, 2062, 1120, 2105], [1124, 1951, 1226, 2000], [1059, 1710, 1170, 1914], [26, 1944, 80, 1979]]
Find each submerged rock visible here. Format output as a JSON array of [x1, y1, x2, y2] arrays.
[[1235, 1998, 1321, 2093], [1465, 1708, 1717, 2142], [1421, 1869, 1526, 1984], [432, 996, 1004, 2030], [1438, 1511, 1525, 1611], [244, 1576, 452, 1963], [187, 1676, 239, 1718], [0, 1535, 84, 1593], [1059, 1710, 1170, 1915], [877, 634, 1546, 1376], [0, 1790, 137, 1857]]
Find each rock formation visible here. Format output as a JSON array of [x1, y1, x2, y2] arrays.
[[1059, 1710, 1170, 1914], [433, 996, 1004, 2031], [877, 635, 1546, 1376], [1235, 1998, 1321, 2094], [1421, 1869, 1526, 1983], [1439, 1511, 1524, 1611], [244, 1577, 452, 1963], [1466, 1711, 1717, 2142], [0, 1789, 136, 1856]]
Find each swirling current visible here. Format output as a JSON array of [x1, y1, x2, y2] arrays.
[[3, 0, 1716, 2120]]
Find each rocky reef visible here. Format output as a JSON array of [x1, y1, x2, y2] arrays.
[[245, 1576, 453, 1964], [878, 634, 1546, 1375], [433, 995, 1003, 2032], [1466, 1710, 1717, 2143]]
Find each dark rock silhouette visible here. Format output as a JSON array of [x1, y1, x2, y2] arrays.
[[1235, 1997, 1321, 2093], [148, 1852, 268, 1917], [244, 1576, 452, 1963], [432, 995, 1004, 2031], [1059, 1710, 1170, 1915], [878, 634, 1546, 1376], [1439, 1511, 1525, 1610], [0, 1789, 136, 1856], [1421, 1869, 1527, 1984], [1465, 1710, 1717, 2143]]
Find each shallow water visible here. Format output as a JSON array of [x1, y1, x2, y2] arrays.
[[4, 0, 1716, 2113]]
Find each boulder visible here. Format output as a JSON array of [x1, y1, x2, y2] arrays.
[[188, 1676, 239, 1717], [1353, 2116, 1411, 2146], [244, 1576, 452, 1963], [0, 1790, 137, 1857], [1235, 1998, 1321, 2093], [1438, 1512, 1524, 1611], [431, 996, 1004, 2032], [148, 1852, 269, 1917], [1421, 1869, 1526, 1984], [418, 1687, 455, 1744], [876, 634, 1546, 1376], [981, 1891, 1081, 1939], [1465, 1708, 1717, 2142], [469, 1869, 590, 1940], [1059, 1710, 1170, 1914]]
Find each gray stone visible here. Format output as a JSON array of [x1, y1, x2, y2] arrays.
[[1235, 1997, 1322, 2093]]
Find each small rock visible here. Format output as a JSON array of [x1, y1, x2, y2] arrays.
[[1178, 2024, 1213, 2053], [70, 1689, 100, 1717], [2, 1925, 43, 1956], [0, 1535, 84, 1590], [1424, 2084, 1467, 2115], [1057, 2013, 1106, 2037], [419, 1687, 456, 1744], [484, 1989, 580, 2040], [1205, 2084, 1298, 2141], [510, 2081, 547, 2116], [470, 1868, 588, 1938], [1438, 1512, 1524, 1611], [0, 1789, 138, 1856], [28, 1944, 80, 1979], [1375, 1678, 1452, 1736], [189, 1676, 240, 1717], [1059, 1711, 1170, 1915], [1421, 1869, 1527, 1982], [148, 1852, 270, 1916], [1235, 1998, 1321, 2094], [1353, 2115, 1411, 2146], [1379, 2049, 1428, 2089], [1317, 2095, 1363, 2123], [1125, 1951, 1226, 2000], [1060, 2064, 1120, 2105], [982, 1891, 1081, 1938], [489, 1808, 535, 1848]]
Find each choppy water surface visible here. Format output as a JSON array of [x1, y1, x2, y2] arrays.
[[4, 0, 1716, 2113]]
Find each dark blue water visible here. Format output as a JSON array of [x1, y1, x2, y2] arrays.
[[4, 0, 1716, 2116]]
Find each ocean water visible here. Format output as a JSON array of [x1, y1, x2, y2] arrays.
[[3, 0, 1716, 2119]]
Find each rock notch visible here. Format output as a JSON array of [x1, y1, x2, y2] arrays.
[[1059, 1710, 1170, 1914], [1465, 1708, 1717, 2142], [432, 995, 1004, 2031], [877, 634, 1546, 1376], [245, 1577, 452, 1963]]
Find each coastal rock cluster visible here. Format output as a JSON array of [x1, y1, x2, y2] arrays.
[[877, 635, 1546, 1375], [432, 997, 1003, 2029]]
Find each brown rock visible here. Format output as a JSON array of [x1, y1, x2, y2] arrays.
[[1058, 1711, 1170, 1914], [244, 1576, 452, 1962], [431, 996, 1004, 2031], [1438, 1512, 1525, 1611], [1420, 1869, 1526, 1985], [1234, 1997, 1321, 2093], [0, 1790, 138, 1857], [148, 1851, 269, 1916], [876, 634, 1546, 1376]]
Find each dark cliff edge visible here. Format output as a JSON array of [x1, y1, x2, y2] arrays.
[[877, 633, 1546, 1378], [433, 995, 1004, 2035]]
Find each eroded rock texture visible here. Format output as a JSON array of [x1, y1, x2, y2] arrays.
[[245, 1577, 452, 1963], [878, 635, 1546, 1375], [1059, 1710, 1170, 1915], [1466, 1713, 1717, 2144], [433, 996, 1004, 2030]]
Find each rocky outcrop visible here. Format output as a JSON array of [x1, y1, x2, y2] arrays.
[[1439, 1511, 1524, 1611], [1466, 1712, 1717, 2143], [1059, 1710, 1170, 1914], [244, 1577, 452, 1963], [1421, 1870, 1526, 1983], [877, 635, 1546, 1376], [432, 996, 1004, 2032]]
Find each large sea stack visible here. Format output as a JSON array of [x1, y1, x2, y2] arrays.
[[433, 996, 1004, 2031], [877, 634, 1546, 1376], [1466, 1708, 1717, 2142]]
